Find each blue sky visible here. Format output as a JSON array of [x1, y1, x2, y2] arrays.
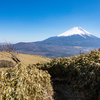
[[0, 0, 100, 43]]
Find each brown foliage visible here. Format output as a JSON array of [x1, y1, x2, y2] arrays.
[[0, 60, 15, 68]]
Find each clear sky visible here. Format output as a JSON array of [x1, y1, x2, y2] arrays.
[[0, 0, 100, 43]]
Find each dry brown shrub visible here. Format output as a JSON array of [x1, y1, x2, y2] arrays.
[[0, 60, 15, 68]]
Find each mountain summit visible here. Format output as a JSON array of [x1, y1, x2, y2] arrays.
[[58, 27, 92, 38]]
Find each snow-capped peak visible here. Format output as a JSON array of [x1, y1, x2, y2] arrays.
[[58, 27, 91, 38]]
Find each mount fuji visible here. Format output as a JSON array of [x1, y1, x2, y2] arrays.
[[58, 27, 92, 38], [14, 27, 100, 58], [41, 27, 100, 47]]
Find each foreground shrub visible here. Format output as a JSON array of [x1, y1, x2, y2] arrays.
[[0, 64, 53, 100], [0, 60, 15, 68], [36, 49, 100, 100]]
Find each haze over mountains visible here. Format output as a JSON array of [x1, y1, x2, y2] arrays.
[[14, 27, 100, 58]]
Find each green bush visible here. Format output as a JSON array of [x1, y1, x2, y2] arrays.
[[36, 49, 100, 100]]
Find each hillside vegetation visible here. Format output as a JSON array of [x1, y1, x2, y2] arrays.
[[1, 49, 100, 100], [0, 52, 53, 100], [36, 49, 100, 100]]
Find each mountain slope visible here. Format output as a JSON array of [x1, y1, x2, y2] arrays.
[[41, 35, 100, 47], [58, 27, 92, 37], [41, 27, 100, 47], [14, 27, 100, 58], [0, 52, 50, 66]]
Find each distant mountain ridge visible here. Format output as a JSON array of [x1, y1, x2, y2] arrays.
[[14, 27, 100, 58]]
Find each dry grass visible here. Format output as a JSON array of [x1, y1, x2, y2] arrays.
[[0, 51, 51, 66]]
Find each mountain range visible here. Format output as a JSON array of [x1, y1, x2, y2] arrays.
[[14, 27, 100, 58]]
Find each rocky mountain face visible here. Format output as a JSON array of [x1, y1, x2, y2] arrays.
[[14, 27, 100, 58]]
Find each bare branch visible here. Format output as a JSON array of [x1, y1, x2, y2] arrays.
[[0, 42, 21, 64]]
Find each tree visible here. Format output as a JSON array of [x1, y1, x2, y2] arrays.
[[0, 42, 20, 64]]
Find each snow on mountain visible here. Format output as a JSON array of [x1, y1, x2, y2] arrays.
[[58, 27, 92, 38]]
